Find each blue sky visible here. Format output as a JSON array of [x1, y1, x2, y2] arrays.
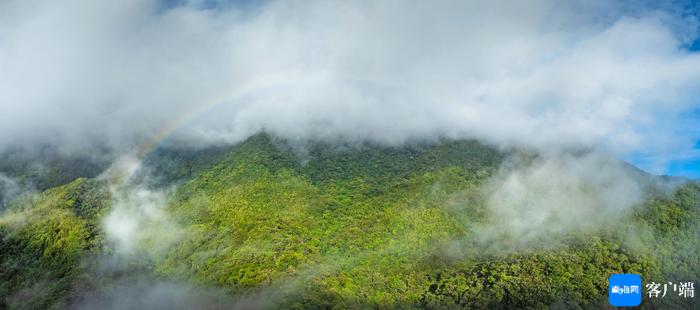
[[160, 0, 700, 179], [155, 0, 700, 179], [661, 1, 700, 178], [3, 0, 700, 179], [627, 11, 700, 180], [665, 106, 700, 178], [667, 154, 700, 178]]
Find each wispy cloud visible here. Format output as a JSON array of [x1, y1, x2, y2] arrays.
[[0, 0, 698, 173]]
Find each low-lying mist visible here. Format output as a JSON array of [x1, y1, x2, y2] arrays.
[[0, 0, 698, 308], [0, 174, 22, 210], [63, 139, 690, 308], [472, 152, 647, 252]]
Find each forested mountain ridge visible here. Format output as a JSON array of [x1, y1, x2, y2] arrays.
[[1, 133, 698, 309]]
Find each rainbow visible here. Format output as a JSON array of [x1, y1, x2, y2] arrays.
[[106, 71, 316, 186]]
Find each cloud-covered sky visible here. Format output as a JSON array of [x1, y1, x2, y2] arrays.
[[1, 0, 699, 177]]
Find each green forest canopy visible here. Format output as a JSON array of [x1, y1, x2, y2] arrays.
[[1, 133, 698, 309]]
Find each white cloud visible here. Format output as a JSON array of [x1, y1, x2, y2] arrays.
[[103, 186, 179, 255], [0, 173, 22, 208], [473, 152, 645, 252], [0, 0, 698, 166]]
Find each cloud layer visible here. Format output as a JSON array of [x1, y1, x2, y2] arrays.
[[473, 152, 645, 252], [1, 0, 699, 172]]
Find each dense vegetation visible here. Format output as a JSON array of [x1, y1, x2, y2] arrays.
[[0, 178, 108, 309], [0, 147, 108, 209], [0, 133, 698, 308]]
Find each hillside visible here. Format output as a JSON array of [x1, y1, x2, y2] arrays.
[[1, 133, 699, 309]]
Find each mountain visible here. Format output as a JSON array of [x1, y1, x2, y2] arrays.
[[0, 147, 108, 193], [1, 133, 698, 309]]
